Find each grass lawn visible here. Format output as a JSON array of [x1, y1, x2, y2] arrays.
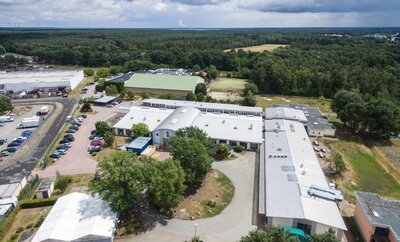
[[224, 44, 288, 52], [256, 95, 333, 114], [323, 136, 400, 201], [210, 78, 248, 93], [173, 169, 234, 219]]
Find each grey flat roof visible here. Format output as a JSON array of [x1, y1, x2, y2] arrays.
[[37, 181, 53, 192], [108, 72, 134, 83], [127, 137, 152, 150], [95, 96, 116, 104], [354, 191, 400, 241]]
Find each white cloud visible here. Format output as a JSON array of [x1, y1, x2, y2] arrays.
[[178, 19, 186, 27]]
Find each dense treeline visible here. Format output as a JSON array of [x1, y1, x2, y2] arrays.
[[0, 28, 399, 102]]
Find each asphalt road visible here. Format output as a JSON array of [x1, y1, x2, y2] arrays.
[[0, 97, 79, 184]]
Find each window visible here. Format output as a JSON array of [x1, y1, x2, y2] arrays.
[[117, 129, 124, 135], [156, 132, 159, 136], [166, 131, 170, 138], [125, 130, 132, 137], [297, 223, 311, 235]]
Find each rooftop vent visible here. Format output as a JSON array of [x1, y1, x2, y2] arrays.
[[302, 171, 307, 175], [130, 117, 134, 120], [234, 126, 237, 129], [205, 124, 209, 127], [222, 120, 225, 124], [249, 124, 253, 130]]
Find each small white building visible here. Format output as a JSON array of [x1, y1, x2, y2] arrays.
[[0, 69, 84, 93], [0, 197, 18, 219], [35, 181, 54, 199], [32, 192, 117, 242], [0, 176, 27, 199]]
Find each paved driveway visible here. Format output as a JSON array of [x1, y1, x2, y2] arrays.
[[119, 152, 257, 242], [34, 105, 119, 179]]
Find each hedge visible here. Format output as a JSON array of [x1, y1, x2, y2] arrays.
[[20, 197, 58, 209]]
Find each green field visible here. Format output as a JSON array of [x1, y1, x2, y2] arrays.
[[210, 78, 248, 93], [324, 137, 400, 201], [256, 95, 333, 114]]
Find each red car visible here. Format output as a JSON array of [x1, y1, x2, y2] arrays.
[[0, 157, 3, 162], [90, 140, 102, 146]]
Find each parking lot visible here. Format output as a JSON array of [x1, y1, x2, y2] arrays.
[[0, 105, 53, 164], [35, 103, 122, 179]]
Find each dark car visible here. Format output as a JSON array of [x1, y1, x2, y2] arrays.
[[78, 114, 87, 118], [66, 129, 76, 133], [70, 125, 79, 131], [71, 121, 81, 127], [4, 147, 17, 153], [89, 133, 101, 140], [49, 152, 62, 158], [63, 136, 75, 142], [91, 140, 102, 146], [56, 144, 70, 150], [88, 146, 102, 153], [59, 139, 71, 144], [21, 130, 33, 137], [13, 138, 25, 144], [8, 142, 21, 147]]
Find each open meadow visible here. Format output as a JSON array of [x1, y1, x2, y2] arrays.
[[210, 78, 248, 93], [224, 44, 288, 52]]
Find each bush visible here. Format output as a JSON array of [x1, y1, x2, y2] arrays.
[[233, 145, 244, 153], [215, 144, 230, 160], [104, 131, 115, 147], [20, 197, 58, 209], [141, 92, 150, 99], [207, 200, 217, 208], [55, 172, 73, 193], [10, 234, 18, 240], [80, 103, 93, 112], [34, 215, 46, 228], [16, 227, 24, 233], [83, 68, 94, 76], [25, 223, 33, 229]]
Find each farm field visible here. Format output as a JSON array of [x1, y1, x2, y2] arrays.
[[209, 78, 248, 93], [224, 44, 288, 52]]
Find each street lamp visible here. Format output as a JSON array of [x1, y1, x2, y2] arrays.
[[194, 223, 198, 239]]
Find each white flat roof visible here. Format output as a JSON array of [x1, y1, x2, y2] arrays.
[[264, 119, 346, 230], [143, 98, 263, 114], [113, 106, 173, 131], [32, 192, 117, 242], [156, 107, 201, 131], [0, 70, 83, 84], [193, 112, 263, 144], [265, 107, 308, 123]]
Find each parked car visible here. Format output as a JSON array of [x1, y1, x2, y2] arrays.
[[4, 147, 17, 153], [76, 117, 84, 122], [70, 125, 79, 131], [49, 152, 62, 158], [63, 135, 75, 141], [56, 144, 70, 150], [12, 139, 24, 144], [92, 136, 103, 141], [0, 150, 10, 157], [319, 152, 325, 158], [59, 139, 71, 144], [21, 130, 33, 137], [91, 140, 103, 146], [71, 121, 81, 127], [78, 114, 87, 118], [88, 146, 102, 153], [8, 142, 21, 147], [56, 149, 68, 155], [66, 129, 76, 133]]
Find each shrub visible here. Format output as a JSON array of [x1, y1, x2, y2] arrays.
[[215, 144, 230, 160], [10, 234, 18, 240], [83, 68, 94, 76], [91, 152, 97, 156], [80, 103, 93, 112], [207, 200, 217, 208], [20, 197, 58, 209], [25, 223, 33, 229], [34, 215, 46, 228], [54, 172, 73, 193], [16, 227, 24, 233], [233, 145, 244, 153], [141, 92, 150, 99]]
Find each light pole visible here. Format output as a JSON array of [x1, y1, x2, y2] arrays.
[[194, 223, 198, 239]]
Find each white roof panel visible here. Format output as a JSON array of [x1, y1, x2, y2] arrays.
[[265, 107, 308, 123]]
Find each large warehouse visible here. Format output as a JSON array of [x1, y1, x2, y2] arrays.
[[113, 102, 263, 150], [0, 69, 84, 93], [124, 73, 204, 97], [259, 119, 346, 240]]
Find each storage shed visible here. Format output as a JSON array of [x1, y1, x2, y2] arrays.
[[94, 96, 116, 106], [126, 137, 152, 155], [35, 181, 54, 199]]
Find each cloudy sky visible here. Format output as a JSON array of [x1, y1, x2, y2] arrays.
[[0, 0, 399, 28]]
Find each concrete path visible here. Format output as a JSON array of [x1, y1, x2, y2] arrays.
[[118, 152, 257, 242]]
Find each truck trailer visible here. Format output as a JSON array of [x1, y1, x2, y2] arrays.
[[39, 106, 50, 115], [19, 117, 40, 128]]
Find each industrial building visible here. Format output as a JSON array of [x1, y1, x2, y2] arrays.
[[259, 119, 346, 240], [0, 69, 84, 94], [269, 104, 336, 137], [354, 191, 400, 242], [113, 102, 263, 150], [32, 192, 117, 242], [124, 73, 204, 97]]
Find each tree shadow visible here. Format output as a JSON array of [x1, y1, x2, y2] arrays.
[[132, 197, 171, 232]]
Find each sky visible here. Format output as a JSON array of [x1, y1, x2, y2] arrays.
[[0, 0, 399, 28]]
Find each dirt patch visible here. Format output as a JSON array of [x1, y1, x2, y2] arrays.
[[224, 44, 288, 53], [209, 92, 243, 101], [173, 169, 234, 220]]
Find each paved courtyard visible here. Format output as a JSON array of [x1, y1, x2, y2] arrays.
[[118, 152, 257, 242]]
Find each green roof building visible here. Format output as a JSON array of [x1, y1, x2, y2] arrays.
[[124, 73, 204, 97]]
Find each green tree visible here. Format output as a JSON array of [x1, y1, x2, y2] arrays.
[[109, 65, 124, 75], [195, 83, 207, 95], [145, 159, 185, 214], [83, 68, 94, 76], [207, 65, 218, 79], [54, 171, 72, 193], [186, 92, 196, 101], [127, 91, 136, 100], [215, 143, 230, 160], [331, 90, 363, 127], [105, 85, 119, 96], [170, 137, 212, 184], [119, 90, 126, 99], [89, 151, 145, 213], [95, 121, 111, 136], [141, 92, 150, 99], [159, 93, 177, 100], [326, 152, 347, 176], [104, 131, 115, 147], [0, 95, 13, 114], [242, 83, 259, 96], [80, 103, 92, 112], [364, 99, 400, 138], [0, 45, 5, 55], [310, 231, 338, 242], [96, 68, 110, 78], [174, 126, 216, 157], [192, 64, 201, 72], [243, 90, 256, 106], [131, 122, 150, 137], [240, 226, 298, 242], [196, 93, 205, 102]]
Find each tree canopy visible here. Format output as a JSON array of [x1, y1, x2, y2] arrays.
[[0, 95, 12, 114], [131, 122, 150, 137], [95, 121, 111, 136]]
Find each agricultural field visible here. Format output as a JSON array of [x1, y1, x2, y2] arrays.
[[224, 44, 288, 53], [322, 134, 400, 202], [209, 78, 248, 93]]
